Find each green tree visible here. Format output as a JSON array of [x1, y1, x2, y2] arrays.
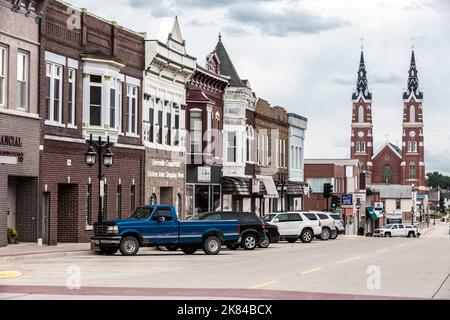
[[427, 172, 450, 189]]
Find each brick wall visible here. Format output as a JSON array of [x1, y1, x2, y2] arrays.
[[15, 177, 38, 242], [0, 172, 7, 246], [57, 184, 78, 243]]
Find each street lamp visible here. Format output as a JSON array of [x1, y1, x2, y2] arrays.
[[278, 173, 287, 212], [85, 134, 114, 223], [356, 198, 361, 235], [411, 184, 415, 225]]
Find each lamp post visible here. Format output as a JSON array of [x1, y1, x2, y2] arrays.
[[411, 184, 415, 225], [356, 198, 361, 236], [85, 134, 114, 223], [278, 173, 287, 212]]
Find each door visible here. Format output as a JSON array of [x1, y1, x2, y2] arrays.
[[146, 207, 178, 245], [391, 224, 400, 236], [7, 181, 17, 229], [41, 193, 50, 245], [288, 213, 303, 235], [274, 213, 291, 235], [397, 224, 406, 237]]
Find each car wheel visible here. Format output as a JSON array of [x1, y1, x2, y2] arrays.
[[408, 232, 415, 238], [330, 229, 338, 240], [286, 237, 298, 243], [241, 234, 257, 250], [100, 246, 118, 256], [165, 245, 180, 251], [181, 246, 197, 255], [300, 229, 314, 243], [227, 244, 239, 250], [203, 236, 222, 255], [385, 232, 391, 238], [119, 236, 140, 256], [258, 235, 270, 248], [320, 228, 331, 241]]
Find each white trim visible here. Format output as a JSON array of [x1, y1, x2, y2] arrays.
[[0, 156, 18, 165], [44, 120, 66, 128], [81, 57, 125, 69], [115, 143, 146, 150], [372, 143, 402, 160], [45, 51, 66, 66], [0, 107, 40, 119], [44, 135, 86, 144], [68, 58, 79, 70], [126, 75, 141, 87]]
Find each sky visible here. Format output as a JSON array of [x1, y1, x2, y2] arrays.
[[68, 0, 450, 175]]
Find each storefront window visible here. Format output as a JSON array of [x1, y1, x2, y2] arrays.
[[186, 185, 194, 216], [190, 110, 202, 153]]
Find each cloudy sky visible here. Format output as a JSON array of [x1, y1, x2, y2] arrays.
[[69, 0, 450, 174]]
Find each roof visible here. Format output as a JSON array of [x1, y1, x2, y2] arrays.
[[304, 159, 360, 166], [370, 184, 413, 199], [372, 143, 402, 160], [288, 113, 308, 122], [214, 36, 245, 87]]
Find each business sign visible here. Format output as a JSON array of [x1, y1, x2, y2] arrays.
[[341, 194, 353, 208], [354, 193, 366, 203], [374, 202, 384, 212], [252, 178, 261, 194], [198, 166, 211, 183], [0, 134, 24, 163]]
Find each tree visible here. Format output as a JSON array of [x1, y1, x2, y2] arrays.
[[426, 172, 450, 189]]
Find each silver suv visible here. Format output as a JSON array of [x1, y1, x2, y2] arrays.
[[305, 212, 337, 241]]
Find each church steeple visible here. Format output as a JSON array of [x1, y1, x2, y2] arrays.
[[403, 49, 423, 100], [352, 49, 372, 100]]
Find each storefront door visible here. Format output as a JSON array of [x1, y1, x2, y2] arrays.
[[41, 193, 50, 245], [7, 180, 17, 229]]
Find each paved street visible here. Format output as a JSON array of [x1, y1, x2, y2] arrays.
[[0, 222, 449, 300]]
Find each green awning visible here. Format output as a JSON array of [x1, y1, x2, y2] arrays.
[[366, 207, 378, 220]]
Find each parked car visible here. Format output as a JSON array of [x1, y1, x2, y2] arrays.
[[91, 205, 240, 256], [191, 212, 266, 250], [258, 222, 280, 248], [306, 212, 336, 241], [328, 212, 345, 235], [263, 212, 322, 243], [374, 224, 421, 238]]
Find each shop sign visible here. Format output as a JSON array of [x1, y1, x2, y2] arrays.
[[152, 159, 182, 168], [0, 135, 24, 163], [341, 194, 353, 208], [198, 166, 211, 182], [374, 202, 384, 212]]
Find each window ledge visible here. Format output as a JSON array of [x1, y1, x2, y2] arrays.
[[67, 124, 78, 130], [126, 133, 140, 138], [85, 225, 93, 231], [45, 120, 66, 128]]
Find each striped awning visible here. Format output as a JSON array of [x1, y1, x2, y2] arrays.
[[221, 177, 251, 196], [257, 176, 279, 199]]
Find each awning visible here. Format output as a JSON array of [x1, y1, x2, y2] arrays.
[[285, 181, 305, 196], [221, 177, 251, 196], [367, 207, 379, 220], [257, 176, 279, 199]]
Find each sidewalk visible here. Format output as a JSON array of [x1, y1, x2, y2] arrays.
[[0, 243, 92, 262]]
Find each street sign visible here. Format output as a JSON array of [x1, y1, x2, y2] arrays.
[[341, 194, 353, 208], [374, 202, 384, 212], [354, 193, 366, 202]]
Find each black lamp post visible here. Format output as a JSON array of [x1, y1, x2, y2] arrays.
[[355, 198, 361, 235], [278, 173, 287, 212], [411, 184, 415, 225], [85, 134, 114, 223]]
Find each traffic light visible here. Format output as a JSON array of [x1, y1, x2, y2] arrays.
[[323, 183, 333, 199], [331, 195, 340, 210]]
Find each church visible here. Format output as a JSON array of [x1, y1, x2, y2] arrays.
[[350, 48, 427, 192]]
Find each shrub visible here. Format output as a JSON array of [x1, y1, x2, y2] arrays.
[[7, 228, 18, 239]]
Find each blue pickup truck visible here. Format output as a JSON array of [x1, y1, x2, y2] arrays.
[[91, 205, 240, 256]]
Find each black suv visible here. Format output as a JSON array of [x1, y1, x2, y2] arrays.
[[191, 212, 266, 250]]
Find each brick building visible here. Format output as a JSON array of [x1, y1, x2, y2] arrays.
[[185, 58, 229, 216], [0, 0, 45, 246], [39, 0, 145, 245], [254, 99, 289, 216], [143, 17, 196, 217]]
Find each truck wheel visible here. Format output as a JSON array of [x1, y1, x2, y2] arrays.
[[181, 246, 197, 255], [165, 245, 180, 251], [330, 229, 338, 240], [300, 229, 314, 243], [320, 228, 331, 241], [258, 235, 270, 248], [241, 234, 257, 250], [408, 232, 415, 238], [203, 236, 222, 255], [385, 232, 391, 238], [100, 247, 118, 256], [119, 236, 140, 256]]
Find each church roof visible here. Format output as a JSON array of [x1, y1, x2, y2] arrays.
[[403, 49, 423, 100], [214, 35, 245, 87], [372, 143, 402, 161], [352, 50, 372, 100], [370, 184, 413, 199]]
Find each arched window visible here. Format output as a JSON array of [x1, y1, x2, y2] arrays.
[[409, 105, 416, 123], [358, 106, 364, 123], [412, 141, 417, 153], [409, 162, 417, 179], [360, 141, 366, 153], [382, 165, 393, 184], [150, 193, 157, 205], [407, 141, 412, 153], [356, 141, 360, 153]]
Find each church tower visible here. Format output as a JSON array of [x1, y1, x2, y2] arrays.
[[351, 49, 374, 172], [401, 49, 426, 190]]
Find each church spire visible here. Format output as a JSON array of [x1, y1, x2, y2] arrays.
[[352, 49, 372, 100], [404, 48, 423, 99]]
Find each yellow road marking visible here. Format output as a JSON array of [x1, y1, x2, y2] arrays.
[[301, 267, 323, 275], [0, 271, 22, 279], [249, 280, 278, 289], [376, 248, 390, 254], [337, 256, 361, 264]]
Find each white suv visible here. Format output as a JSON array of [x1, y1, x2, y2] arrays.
[[305, 212, 337, 241], [374, 224, 421, 238], [263, 212, 322, 243]]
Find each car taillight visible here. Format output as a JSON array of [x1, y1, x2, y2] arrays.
[[260, 223, 265, 231]]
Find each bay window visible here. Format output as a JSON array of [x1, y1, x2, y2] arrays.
[[45, 62, 63, 123], [68, 68, 76, 126], [110, 87, 116, 128], [0, 46, 6, 107], [17, 51, 28, 110], [89, 75, 102, 126]]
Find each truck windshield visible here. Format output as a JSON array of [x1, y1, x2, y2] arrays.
[[128, 207, 154, 220]]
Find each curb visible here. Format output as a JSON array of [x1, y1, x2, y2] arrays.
[[0, 250, 95, 262]]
